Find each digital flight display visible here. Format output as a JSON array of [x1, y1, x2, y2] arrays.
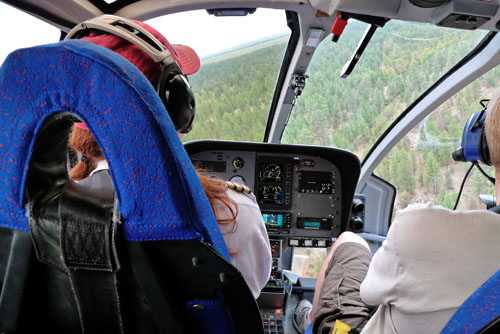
[[303, 221, 321, 229], [259, 163, 284, 182], [255, 158, 292, 210], [258, 185, 284, 205], [297, 217, 332, 230], [263, 213, 284, 228]]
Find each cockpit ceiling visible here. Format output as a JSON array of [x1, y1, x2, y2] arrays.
[[5, 0, 500, 31], [322, 0, 500, 31]]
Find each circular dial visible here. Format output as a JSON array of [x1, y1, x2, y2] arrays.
[[232, 157, 245, 170], [263, 164, 282, 181]]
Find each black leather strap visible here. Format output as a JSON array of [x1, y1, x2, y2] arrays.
[[59, 178, 123, 334]]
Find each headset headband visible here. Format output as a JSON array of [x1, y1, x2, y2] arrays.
[[65, 15, 182, 74]]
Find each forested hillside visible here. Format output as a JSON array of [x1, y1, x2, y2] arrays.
[[283, 21, 482, 150], [183, 37, 288, 142], [183, 20, 500, 212]]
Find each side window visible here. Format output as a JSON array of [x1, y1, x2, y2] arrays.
[[374, 68, 500, 215], [0, 3, 59, 64]]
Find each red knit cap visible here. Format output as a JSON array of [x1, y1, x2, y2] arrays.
[[75, 19, 200, 130], [82, 20, 200, 78]]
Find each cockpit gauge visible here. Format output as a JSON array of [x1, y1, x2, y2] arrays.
[[260, 163, 283, 182], [232, 157, 245, 170], [258, 185, 284, 205]]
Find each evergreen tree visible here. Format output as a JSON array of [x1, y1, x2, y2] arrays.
[[424, 152, 443, 194]]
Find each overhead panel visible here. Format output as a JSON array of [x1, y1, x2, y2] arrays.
[[310, 0, 500, 31], [308, 0, 401, 18], [409, 0, 447, 8]]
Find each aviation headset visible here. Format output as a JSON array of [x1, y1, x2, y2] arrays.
[[65, 15, 196, 133], [452, 99, 491, 165]]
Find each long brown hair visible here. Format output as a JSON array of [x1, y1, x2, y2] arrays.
[[68, 125, 238, 235], [69, 126, 104, 181]]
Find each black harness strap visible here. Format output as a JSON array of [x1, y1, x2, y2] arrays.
[[59, 180, 123, 334]]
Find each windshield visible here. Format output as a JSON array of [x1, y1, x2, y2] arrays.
[[281, 21, 488, 160], [147, 9, 290, 142]]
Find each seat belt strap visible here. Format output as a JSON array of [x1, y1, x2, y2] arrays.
[[59, 182, 123, 334]]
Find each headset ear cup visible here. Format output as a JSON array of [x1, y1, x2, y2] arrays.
[[167, 74, 196, 133], [155, 70, 195, 133], [155, 69, 171, 111], [480, 126, 492, 166]]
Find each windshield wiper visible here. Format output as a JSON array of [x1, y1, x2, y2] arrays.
[[340, 24, 378, 78], [332, 12, 389, 79]]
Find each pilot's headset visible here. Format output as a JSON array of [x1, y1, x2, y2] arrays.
[[452, 99, 491, 165], [65, 15, 196, 133]]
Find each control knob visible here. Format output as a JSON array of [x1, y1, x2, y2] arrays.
[[352, 198, 365, 213], [349, 216, 364, 232]]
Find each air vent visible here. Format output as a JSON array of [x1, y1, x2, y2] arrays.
[[438, 14, 489, 30], [431, 0, 498, 30], [409, 0, 448, 8]]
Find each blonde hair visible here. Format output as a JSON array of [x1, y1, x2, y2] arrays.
[[485, 90, 500, 167]]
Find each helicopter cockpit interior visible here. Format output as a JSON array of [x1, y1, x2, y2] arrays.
[[2, 0, 500, 333]]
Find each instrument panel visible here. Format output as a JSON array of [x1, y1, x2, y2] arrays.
[[185, 141, 361, 248]]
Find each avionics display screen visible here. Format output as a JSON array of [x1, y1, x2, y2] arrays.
[[258, 185, 284, 205], [262, 213, 284, 228], [258, 163, 284, 182], [303, 221, 321, 229], [298, 171, 334, 194]]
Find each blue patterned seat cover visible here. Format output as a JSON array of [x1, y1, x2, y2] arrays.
[[442, 269, 500, 334], [0, 39, 230, 261]]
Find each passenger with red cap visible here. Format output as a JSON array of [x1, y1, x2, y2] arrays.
[[67, 16, 271, 299]]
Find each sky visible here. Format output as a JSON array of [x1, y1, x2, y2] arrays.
[[0, 3, 289, 64], [147, 9, 289, 57]]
